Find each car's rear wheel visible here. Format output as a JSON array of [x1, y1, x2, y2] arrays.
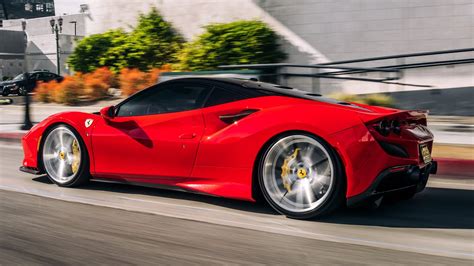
[[2, 89, 9, 96], [18, 87, 26, 96], [258, 133, 344, 219], [41, 124, 90, 187]]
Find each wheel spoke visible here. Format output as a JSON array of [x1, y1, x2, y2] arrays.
[[57, 160, 66, 178], [302, 179, 315, 204], [43, 153, 56, 161], [58, 130, 65, 147], [311, 157, 328, 168]]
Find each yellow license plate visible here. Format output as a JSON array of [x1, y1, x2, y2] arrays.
[[420, 144, 432, 164]]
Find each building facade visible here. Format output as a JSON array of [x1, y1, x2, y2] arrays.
[[1, 13, 86, 78], [0, 0, 55, 20]]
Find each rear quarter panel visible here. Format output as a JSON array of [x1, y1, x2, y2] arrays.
[[191, 96, 365, 200]]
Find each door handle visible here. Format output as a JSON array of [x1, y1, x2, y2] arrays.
[[219, 109, 259, 124], [179, 133, 197, 139]]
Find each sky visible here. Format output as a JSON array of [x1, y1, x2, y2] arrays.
[[54, 0, 85, 16]]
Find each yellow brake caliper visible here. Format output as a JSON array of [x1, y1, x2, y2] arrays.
[[280, 148, 300, 192], [71, 139, 80, 174]]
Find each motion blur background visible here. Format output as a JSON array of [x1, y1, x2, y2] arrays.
[[1, 0, 473, 115], [0, 0, 473, 264]]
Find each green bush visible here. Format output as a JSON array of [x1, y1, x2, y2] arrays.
[[68, 29, 128, 73], [176, 20, 286, 71], [68, 8, 183, 73], [331, 93, 395, 107]]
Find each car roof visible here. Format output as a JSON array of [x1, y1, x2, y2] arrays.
[[162, 77, 370, 111], [161, 77, 309, 95]]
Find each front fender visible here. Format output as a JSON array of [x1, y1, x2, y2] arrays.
[[22, 111, 100, 172]]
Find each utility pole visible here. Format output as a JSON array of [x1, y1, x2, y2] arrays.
[[49, 17, 63, 75], [21, 19, 32, 130]]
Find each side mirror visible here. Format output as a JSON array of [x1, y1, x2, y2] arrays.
[[100, 106, 116, 119]]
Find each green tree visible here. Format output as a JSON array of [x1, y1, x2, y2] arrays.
[[68, 8, 183, 73], [177, 20, 286, 71], [130, 8, 184, 69], [68, 29, 127, 73]]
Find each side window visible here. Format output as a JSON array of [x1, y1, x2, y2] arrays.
[[44, 73, 56, 80], [29, 73, 39, 80], [38, 73, 48, 80], [116, 82, 211, 117], [204, 86, 252, 107]]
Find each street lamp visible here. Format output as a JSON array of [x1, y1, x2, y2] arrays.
[[50, 17, 63, 75], [21, 19, 33, 130]]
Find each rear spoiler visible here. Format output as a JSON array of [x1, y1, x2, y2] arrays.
[[358, 109, 429, 126]]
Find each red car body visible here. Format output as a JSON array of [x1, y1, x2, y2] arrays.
[[20, 78, 436, 205]]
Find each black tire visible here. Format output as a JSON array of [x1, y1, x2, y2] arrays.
[[18, 87, 26, 96], [2, 89, 9, 96], [258, 132, 345, 219], [40, 124, 90, 187]]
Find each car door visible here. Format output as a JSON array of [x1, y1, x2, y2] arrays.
[[91, 81, 212, 181]]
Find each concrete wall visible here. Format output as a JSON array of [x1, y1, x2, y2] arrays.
[[257, 0, 474, 94], [0, 29, 26, 79], [2, 14, 86, 75]]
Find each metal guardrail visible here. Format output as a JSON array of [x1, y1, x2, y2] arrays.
[[318, 47, 474, 65], [219, 48, 474, 88]]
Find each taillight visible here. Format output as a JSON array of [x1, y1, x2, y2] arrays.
[[391, 120, 401, 134], [373, 119, 402, 136], [377, 120, 391, 136]]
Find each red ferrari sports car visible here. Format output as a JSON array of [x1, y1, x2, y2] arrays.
[[20, 77, 437, 219]]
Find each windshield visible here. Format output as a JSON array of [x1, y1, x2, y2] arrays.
[[12, 74, 25, 81]]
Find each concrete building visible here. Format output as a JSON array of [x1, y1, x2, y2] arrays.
[[0, 29, 26, 79], [1, 13, 86, 77], [0, 0, 55, 20]]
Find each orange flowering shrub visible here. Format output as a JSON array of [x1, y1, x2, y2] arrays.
[[83, 77, 108, 101], [119, 66, 169, 96], [85, 67, 116, 88], [33, 66, 170, 104], [119, 68, 151, 96], [52, 76, 84, 105], [34, 80, 58, 103]]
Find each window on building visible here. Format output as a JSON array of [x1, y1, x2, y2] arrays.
[[36, 4, 44, 12], [46, 3, 54, 13]]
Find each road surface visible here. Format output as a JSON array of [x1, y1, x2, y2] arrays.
[[1, 142, 473, 264]]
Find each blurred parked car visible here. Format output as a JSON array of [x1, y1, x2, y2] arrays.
[[0, 70, 63, 96]]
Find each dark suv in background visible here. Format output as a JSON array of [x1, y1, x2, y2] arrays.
[[0, 70, 63, 96]]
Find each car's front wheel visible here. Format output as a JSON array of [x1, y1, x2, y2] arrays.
[[2, 89, 9, 96], [258, 133, 345, 219], [41, 124, 90, 187]]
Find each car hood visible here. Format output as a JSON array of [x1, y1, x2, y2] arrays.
[[0, 80, 14, 86]]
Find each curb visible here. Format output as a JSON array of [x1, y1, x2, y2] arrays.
[[0, 132, 472, 178], [434, 158, 474, 178]]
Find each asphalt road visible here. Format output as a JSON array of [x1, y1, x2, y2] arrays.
[[1, 142, 473, 264]]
